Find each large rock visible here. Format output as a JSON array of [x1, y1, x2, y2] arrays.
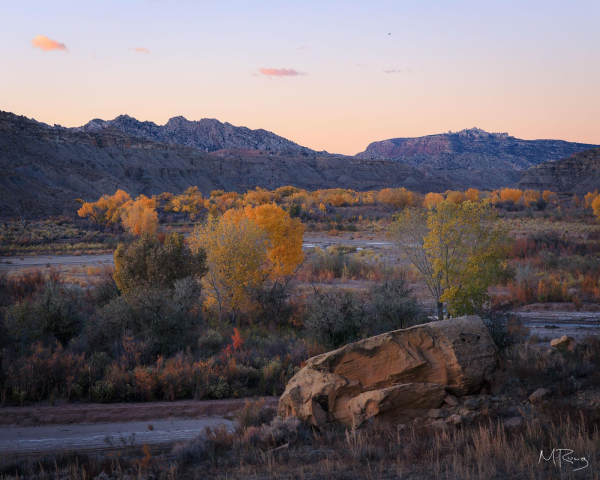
[[278, 315, 500, 427], [550, 335, 577, 352]]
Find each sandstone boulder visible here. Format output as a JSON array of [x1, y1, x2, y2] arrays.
[[550, 335, 577, 352], [278, 315, 500, 427]]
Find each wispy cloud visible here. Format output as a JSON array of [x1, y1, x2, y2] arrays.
[[258, 68, 306, 77], [132, 47, 151, 54], [383, 68, 411, 74], [296, 46, 309, 50], [31, 35, 68, 52]]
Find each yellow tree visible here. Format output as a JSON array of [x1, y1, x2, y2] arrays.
[[77, 190, 131, 224], [390, 200, 510, 319], [592, 196, 600, 221], [585, 190, 599, 208], [424, 200, 510, 317], [523, 190, 541, 207], [465, 188, 480, 202], [542, 190, 557, 204], [389, 208, 444, 319], [189, 215, 267, 324], [171, 186, 204, 220], [499, 188, 523, 203], [445, 191, 466, 204], [377, 188, 416, 208], [423, 192, 444, 208], [121, 195, 158, 236], [229, 204, 305, 279], [226, 204, 305, 323]]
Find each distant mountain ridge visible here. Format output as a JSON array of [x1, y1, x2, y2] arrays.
[[356, 127, 598, 171], [70, 114, 326, 156]]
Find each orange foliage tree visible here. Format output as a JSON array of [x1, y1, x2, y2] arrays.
[[121, 195, 159, 236], [170, 186, 204, 220], [377, 188, 416, 208], [445, 191, 466, 204], [499, 188, 523, 203], [77, 190, 131, 224], [585, 190, 599, 208], [230, 204, 305, 280], [189, 214, 267, 324], [423, 192, 444, 208], [464, 188, 480, 202], [523, 190, 541, 207]]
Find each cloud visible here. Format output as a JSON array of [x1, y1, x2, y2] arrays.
[[383, 68, 411, 74], [31, 35, 68, 52], [132, 47, 151, 54], [258, 68, 306, 77], [296, 46, 309, 50]]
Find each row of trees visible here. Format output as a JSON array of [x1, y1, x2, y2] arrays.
[[77, 190, 158, 235], [77, 185, 580, 229]]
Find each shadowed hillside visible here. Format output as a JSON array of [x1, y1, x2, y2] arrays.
[[518, 148, 600, 193], [0, 112, 450, 217]]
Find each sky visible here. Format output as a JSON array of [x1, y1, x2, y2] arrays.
[[1, 0, 599, 155]]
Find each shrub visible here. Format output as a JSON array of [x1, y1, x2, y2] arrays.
[[4, 282, 85, 347], [368, 275, 424, 333], [197, 329, 224, 357], [113, 233, 207, 294], [89, 280, 202, 356], [233, 399, 277, 434], [483, 313, 529, 349], [90, 380, 115, 403], [304, 288, 365, 348]]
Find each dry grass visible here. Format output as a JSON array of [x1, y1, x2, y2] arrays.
[[3, 409, 598, 479]]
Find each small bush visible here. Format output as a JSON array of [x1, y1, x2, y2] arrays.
[[483, 313, 529, 349], [233, 399, 276, 434], [304, 288, 366, 348]]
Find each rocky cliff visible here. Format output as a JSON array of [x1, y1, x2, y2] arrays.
[[72, 114, 325, 156], [518, 148, 600, 194], [356, 128, 598, 187]]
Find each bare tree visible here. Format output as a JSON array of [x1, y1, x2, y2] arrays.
[[388, 208, 444, 320]]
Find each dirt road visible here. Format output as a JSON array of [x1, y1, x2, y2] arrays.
[[0, 397, 278, 456], [0, 253, 114, 271], [0, 417, 231, 455]]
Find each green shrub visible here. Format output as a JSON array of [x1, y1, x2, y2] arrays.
[[113, 233, 207, 294], [368, 275, 424, 333], [90, 380, 115, 403], [304, 288, 365, 348]]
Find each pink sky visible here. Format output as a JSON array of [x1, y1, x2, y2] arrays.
[[1, 1, 599, 154]]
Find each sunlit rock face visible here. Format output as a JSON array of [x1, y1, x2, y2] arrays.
[[278, 315, 501, 428]]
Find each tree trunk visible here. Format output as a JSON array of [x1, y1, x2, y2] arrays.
[[437, 302, 444, 321]]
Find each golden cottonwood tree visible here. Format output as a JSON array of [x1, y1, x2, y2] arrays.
[[390, 200, 510, 319], [225, 204, 305, 280], [592, 196, 600, 221], [170, 186, 204, 220], [77, 190, 131, 224], [120, 195, 158, 236], [423, 192, 444, 208], [585, 190, 599, 208], [189, 215, 267, 324], [424, 200, 510, 317]]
